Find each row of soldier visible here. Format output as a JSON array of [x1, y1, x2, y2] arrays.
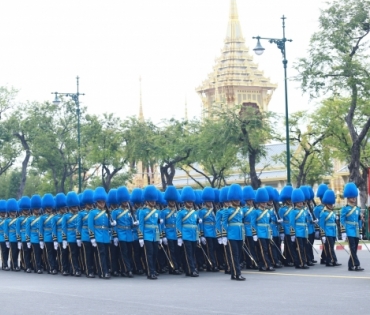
[[0, 182, 364, 281]]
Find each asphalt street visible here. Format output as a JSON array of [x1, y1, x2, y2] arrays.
[[1, 251, 369, 315]]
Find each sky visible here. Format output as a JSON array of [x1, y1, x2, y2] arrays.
[[0, 0, 330, 122]]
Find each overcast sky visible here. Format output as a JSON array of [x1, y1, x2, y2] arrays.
[[0, 0, 330, 122]]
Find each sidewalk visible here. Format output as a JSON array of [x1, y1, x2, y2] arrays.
[[281, 240, 369, 251]]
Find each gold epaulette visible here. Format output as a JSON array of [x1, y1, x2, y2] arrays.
[[320, 228, 326, 237], [290, 226, 295, 236]]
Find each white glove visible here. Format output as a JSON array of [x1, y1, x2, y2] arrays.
[[280, 233, 285, 241], [113, 237, 119, 246], [133, 220, 139, 226], [315, 231, 320, 239], [54, 241, 58, 250], [198, 218, 203, 224], [6, 241, 10, 248], [222, 237, 228, 246], [139, 239, 144, 247], [40, 241, 44, 249], [159, 219, 164, 224], [177, 238, 183, 247], [77, 239, 82, 247], [341, 233, 347, 241], [277, 219, 283, 223], [217, 238, 222, 244], [291, 236, 296, 242], [313, 219, 318, 224], [253, 235, 258, 242], [360, 234, 363, 240], [322, 237, 326, 244], [200, 236, 206, 245], [62, 240, 67, 249], [91, 239, 97, 247], [270, 234, 273, 240], [17, 242, 22, 250], [159, 238, 163, 245], [110, 220, 117, 227], [27, 242, 31, 249], [162, 237, 168, 245]]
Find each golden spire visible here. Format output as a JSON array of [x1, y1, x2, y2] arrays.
[[139, 76, 144, 122], [226, 0, 243, 41]]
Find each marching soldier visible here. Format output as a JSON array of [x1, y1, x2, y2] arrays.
[[314, 184, 328, 265], [4, 199, 20, 271], [16, 196, 32, 272], [138, 185, 162, 280], [0, 200, 10, 271], [320, 189, 341, 267], [176, 186, 200, 277], [340, 182, 364, 271], [221, 184, 246, 281], [107, 189, 120, 277]]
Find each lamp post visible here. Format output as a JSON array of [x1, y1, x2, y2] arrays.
[[252, 15, 293, 185], [51, 76, 85, 193]]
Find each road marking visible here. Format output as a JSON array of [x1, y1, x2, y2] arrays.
[[241, 271, 370, 279]]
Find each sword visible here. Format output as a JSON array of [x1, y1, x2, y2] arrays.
[[197, 242, 212, 267], [307, 239, 319, 254], [242, 243, 257, 266], [159, 243, 175, 270], [336, 240, 351, 256], [360, 239, 370, 253], [270, 239, 286, 260]]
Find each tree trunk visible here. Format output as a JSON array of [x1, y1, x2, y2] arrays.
[[248, 150, 261, 189], [160, 164, 176, 190], [15, 133, 31, 199]]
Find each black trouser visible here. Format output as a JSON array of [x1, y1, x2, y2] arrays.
[[143, 240, 158, 276], [157, 245, 167, 271], [256, 238, 273, 269], [45, 242, 57, 271], [348, 236, 360, 268], [22, 241, 33, 270], [68, 243, 81, 274], [0, 242, 9, 268], [166, 239, 181, 271], [283, 235, 294, 265], [306, 233, 315, 262], [31, 243, 43, 271], [226, 239, 243, 277], [324, 236, 338, 264], [82, 241, 96, 275], [9, 242, 19, 269], [294, 237, 308, 266], [96, 242, 110, 277], [118, 241, 132, 273], [195, 245, 204, 269], [215, 242, 226, 269], [245, 236, 258, 267], [182, 240, 197, 274], [109, 242, 120, 273], [269, 237, 281, 265], [59, 242, 70, 273], [132, 240, 144, 272], [203, 237, 217, 269]]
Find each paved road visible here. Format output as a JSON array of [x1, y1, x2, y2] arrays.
[[1, 251, 369, 315]]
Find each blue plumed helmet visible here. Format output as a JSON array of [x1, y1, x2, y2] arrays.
[[0, 200, 7, 213], [214, 189, 220, 203], [195, 190, 203, 205], [130, 188, 143, 204], [273, 189, 280, 203], [265, 186, 275, 201], [19, 196, 31, 211], [300, 186, 310, 201], [42, 193, 55, 209], [202, 187, 215, 202], [181, 186, 196, 202], [143, 185, 158, 202], [164, 185, 178, 202], [219, 187, 230, 203], [66, 191, 80, 207], [227, 184, 242, 201], [55, 193, 67, 209], [316, 184, 328, 199], [156, 189, 162, 203], [82, 189, 94, 205], [343, 182, 358, 198], [279, 186, 293, 202], [107, 189, 118, 207], [30, 194, 42, 209], [94, 187, 107, 203], [291, 188, 305, 204], [78, 193, 85, 208], [255, 188, 269, 203], [307, 186, 315, 200], [161, 192, 168, 206], [322, 189, 336, 205], [7, 198, 19, 212], [242, 186, 255, 201], [117, 186, 130, 204]]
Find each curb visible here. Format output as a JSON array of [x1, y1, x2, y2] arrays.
[[281, 244, 367, 251]]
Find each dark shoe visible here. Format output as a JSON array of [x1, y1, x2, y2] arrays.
[[267, 266, 276, 271], [284, 262, 294, 267], [75, 271, 81, 277], [147, 274, 157, 280], [190, 271, 199, 277], [333, 262, 342, 266], [212, 267, 219, 272], [113, 271, 120, 277], [14, 267, 20, 272], [171, 269, 181, 275], [127, 271, 134, 278], [259, 267, 268, 272], [62, 271, 69, 276], [198, 266, 204, 272], [355, 266, 364, 271], [158, 268, 167, 274], [37, 269, 43, 274], [224, 270, 231, 274], [137, 269, 144, 275], [26, 268, 32, 273], [326, 263, 334, 267], [51, 269, 58, 275], [104, 273, 111, 279], [3, 266, 10, 271], [312, 260, 317, 263], [154, 271, 159, 276], [296, 265, 309, 269], [274, 262, 283, 268], [307, 262, 314, 266], [87, 273, 95, 278], [231, 275, 246, 281]]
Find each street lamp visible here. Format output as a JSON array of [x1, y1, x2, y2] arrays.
[[51, 76, 85, 193], [252, 15, 293, 185]]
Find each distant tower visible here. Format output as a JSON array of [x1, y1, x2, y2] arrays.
[[196, 0, 277, 118]]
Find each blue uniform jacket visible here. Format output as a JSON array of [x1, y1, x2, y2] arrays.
[[16, 216, 28, 242], [199, 208, 216, 238], [242, 206, 255, 237], [319, 209, 337, 237], [176, 208, 199, 242], [111, 208, 134, 242], [88, 209, 111, 243], [138, 207, 161, 242], [0, 217, 5, 242], [26, 215, 43, 243], [289, 208, 308, 238], [340, 205, 361, 238], [4, 217, 18, 242], [161, 207, 178, 240], [52, 214, 63, 243], [216, 208, 226, 238], [40, 213, 55, 242], [279, 205, 293, 235], [62, 212, 79, 243], [77, 210, 90, 242], [251, 208, 271, 239], [314, 204, 325, 227], [305, 208, 315, 234], [221, 207, 244, 240], [269, 209, 279, 237]]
